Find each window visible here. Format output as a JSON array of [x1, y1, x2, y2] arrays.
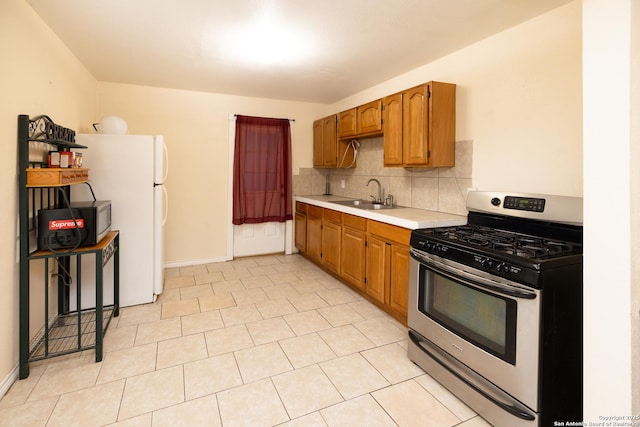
[[232, 115, 292, 225]]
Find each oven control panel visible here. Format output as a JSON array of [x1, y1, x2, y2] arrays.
[[411, 238, 540, 288], [472, 255, 521, 276], [502, 196, 546, 212]]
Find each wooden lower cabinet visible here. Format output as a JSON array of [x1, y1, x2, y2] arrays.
[[341, 226, 366, 291], [294, 209, 307, 253], [340, 213, 367, 291], [306, 205, 323, 263], [322, 219, 341, 274], [365, 235, 387, 304], [295, 202, 411, 324], [388, 244, 410, 315], [365, 221, 411, 321]]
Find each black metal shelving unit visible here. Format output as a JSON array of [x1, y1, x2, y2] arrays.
[[18, 114, 120, 379]]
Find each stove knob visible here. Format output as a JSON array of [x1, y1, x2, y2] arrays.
[[496, 263, 510, 273], [491, 197, 501, 206], [481, 258, 494, 269]]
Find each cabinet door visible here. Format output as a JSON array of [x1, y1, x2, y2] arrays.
[[402, 84, 429, 166], [429, 81, 457, 167], [389, 244, 410, 317], [382, 93, 403, 166], [357, 99, 382, 136], [322, 115, 338, 167], [307, 208, 323, 263], [337, 108, 357, 139], [365, 235, 387, 304], [341, 227, 366, 291], [294, 211, 307, 253], [322, 221, 341, 274], [313, 119, 324, 167]]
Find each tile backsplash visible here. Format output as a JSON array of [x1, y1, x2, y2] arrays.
[[293, 138, 473, 216]]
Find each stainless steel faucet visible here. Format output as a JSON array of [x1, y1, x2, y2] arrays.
[[367, 178, 382, 203]]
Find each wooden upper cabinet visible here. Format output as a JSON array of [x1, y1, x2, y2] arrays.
[[356, 99, 382, 136], [337, 108, 357, 139], [316, 81, 455, 169], [322, 115, 338, 167], [312, 119, 324, 168], [383, 81, 456, 168], [382, 93, 403, 166], [429, 81, 457, 167], [336, 100, 382, 141], [313, 115, 338, 167], [403, 84, 429, 166]]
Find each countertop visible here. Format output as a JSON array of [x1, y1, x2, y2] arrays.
[[295, 195, 467, 229]]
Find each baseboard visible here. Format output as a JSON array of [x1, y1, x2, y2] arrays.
[[0, 363, 18, 401], [164, 256, 231, 269], [164, 250, 302, 269]]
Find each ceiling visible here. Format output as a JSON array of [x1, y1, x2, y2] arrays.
[[27, 0, 572, 104]]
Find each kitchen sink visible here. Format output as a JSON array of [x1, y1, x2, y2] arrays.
[[330, 199, 399, 210]]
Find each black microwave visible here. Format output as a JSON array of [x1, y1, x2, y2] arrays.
[[37, 201, 111, 250]]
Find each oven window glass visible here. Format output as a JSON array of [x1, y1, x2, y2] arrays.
[[419, 266, 517, 364]]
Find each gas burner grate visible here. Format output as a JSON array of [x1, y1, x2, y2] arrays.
[[422, 225, 581, 260]]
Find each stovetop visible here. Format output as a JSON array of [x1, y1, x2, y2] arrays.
[[417, 224, 582, 261], [410, 192, 584, 286]]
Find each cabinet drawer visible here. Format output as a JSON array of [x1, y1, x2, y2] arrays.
[[323, 208, 341, 224], [367, 220, 411, 245], [342, 213, 367, 231], [296, 201, 308, 214], [308, 205, 323, 218], [26, 168, 89, 187]]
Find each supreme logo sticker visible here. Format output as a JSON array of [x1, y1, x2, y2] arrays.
[[49, 219, 84, 230]]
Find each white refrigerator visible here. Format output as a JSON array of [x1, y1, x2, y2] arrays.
[[71, 134, 167, 308]]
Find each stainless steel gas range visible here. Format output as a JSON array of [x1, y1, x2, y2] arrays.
[[407, 191, 583, 426]]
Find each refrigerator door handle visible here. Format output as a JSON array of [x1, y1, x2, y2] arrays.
[[162, 143, 169, 183], [163, 185, 168, 226]]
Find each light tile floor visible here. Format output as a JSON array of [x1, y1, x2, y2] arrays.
[[0, 254, 492, 427]]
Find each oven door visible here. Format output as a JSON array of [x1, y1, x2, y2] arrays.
[[408, 248, 541, 414]]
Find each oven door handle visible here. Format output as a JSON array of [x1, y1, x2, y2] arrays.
[[410, 248, 537, 300], [408, 330, 537, 422]]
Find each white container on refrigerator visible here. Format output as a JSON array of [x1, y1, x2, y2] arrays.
[[70, 134, 168, 309]]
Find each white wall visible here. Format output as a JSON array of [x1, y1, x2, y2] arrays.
[[0, 0, 96, 396], [583, 0, 638, 419], [632, 0, 640, 414]]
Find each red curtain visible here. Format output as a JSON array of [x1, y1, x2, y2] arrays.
[[232, 115, 292, 225]]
